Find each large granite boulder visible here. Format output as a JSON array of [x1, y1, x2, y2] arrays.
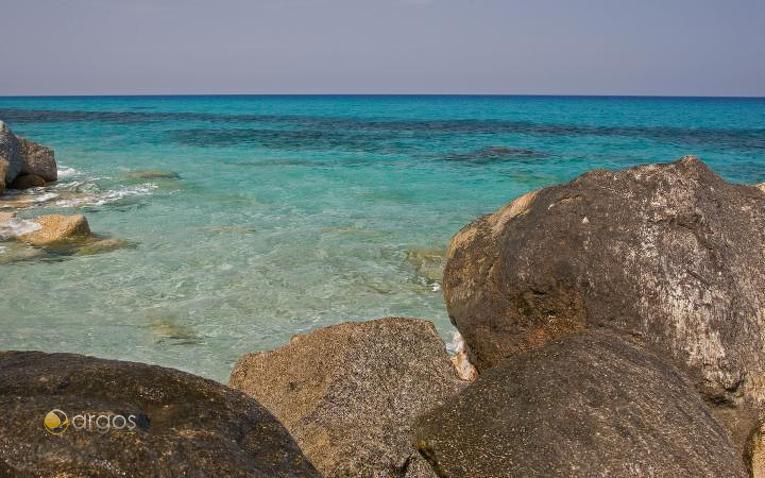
[[229, 317, 466, 478], [444, 157, 765, 445], [413, 331, 747, 478], [0, 351, 320, 478]]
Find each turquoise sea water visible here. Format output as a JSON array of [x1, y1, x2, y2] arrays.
[[1, 95, 764, 381]]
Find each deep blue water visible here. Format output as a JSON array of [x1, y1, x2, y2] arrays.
[[0, 95, 763, 380]]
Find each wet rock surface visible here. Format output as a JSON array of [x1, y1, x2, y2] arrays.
[[0, 351, 320, 478], [230, 317, 466, 478], [414, 331, 748, 478]]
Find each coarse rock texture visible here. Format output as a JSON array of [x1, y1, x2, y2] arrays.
[[10, 173, 46, 190], [0, 351, 320, 478], [443, 156, 765, 448], [413, 330, 747, 478], [0, 120, 23, 185], [0, 159, 7, 195], [229, 317, 466, 478], [0, 211, 15, 223], [20, 214, 92, 246], [748, 421, 765, 478], [18, 137, 57, 181]]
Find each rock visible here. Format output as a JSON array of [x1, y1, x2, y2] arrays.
[[9, 173, 46, 189], [443, 157, 765, 444], [229, 317, 465, 478], [757, 182, 765, 193], [0, 351, 320, 478], [413, 331, 748, 478], [19, 137, 57, 181], [73, 237, 134, 256], [406, 247, 446, 283], [0, 159, 6, 195], [0, 211, 15, 223], [20, 214, 92, 246], [0, 120, 23, 185], [749, 422, 765, 478]]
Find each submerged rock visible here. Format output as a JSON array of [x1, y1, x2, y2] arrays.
[[0, 351, 320, 478], [406, 247, 446, 283], [20, 214, 92, 246], [413, 331, 747, 478], [126, 169, 181, 180], [443, 156, 765, 449], [10, 173, 46, 190], [229, 317, 466, 478]]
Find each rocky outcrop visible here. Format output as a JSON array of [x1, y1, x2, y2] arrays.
[[443, 157, 765, 447], [0, 120, 56, 191], [229, 317, 466, 478], [0, 351, 320, 478], [20, 214, 92, 246], [413, 331, 747, 478], [748, 421, 765, 478]]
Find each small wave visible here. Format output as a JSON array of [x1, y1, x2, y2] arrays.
[[57, 166, 80, 178], [54, 184, 157, 208], [0, 218, 41, 240]]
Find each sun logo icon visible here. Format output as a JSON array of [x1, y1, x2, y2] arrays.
[[43, 409, 69, 435]]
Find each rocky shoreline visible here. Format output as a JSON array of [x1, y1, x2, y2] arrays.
[[2, 122, 764, 476]]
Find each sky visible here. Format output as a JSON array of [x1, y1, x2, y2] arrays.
[[1, 0, 763, 96]]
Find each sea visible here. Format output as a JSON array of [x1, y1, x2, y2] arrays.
[[0, 95, 763, 381]]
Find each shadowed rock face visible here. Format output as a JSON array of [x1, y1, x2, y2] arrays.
[[413, 331, 748, 478], [229, 317, 466, 478], [0, 351, 320, 478], [0, 121, 22, 188], [443, 157, 765, 446]]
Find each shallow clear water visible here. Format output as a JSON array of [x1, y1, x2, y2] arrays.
[[1, 95, 764, 381]]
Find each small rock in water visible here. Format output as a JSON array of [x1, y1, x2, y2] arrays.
[[18, 137, 57, 182], [406, 247, 446, 283], [20, 214, 92, 246], [126, 169, 181, 180]]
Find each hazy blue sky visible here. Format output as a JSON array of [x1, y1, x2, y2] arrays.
[[1, 0, 763, 96]]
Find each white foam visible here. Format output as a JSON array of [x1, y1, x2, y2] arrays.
[[446, 331, 465, 355], [0, 218, 41, 240], [57, 166, 80, 178], [54, 183, 157, 207]]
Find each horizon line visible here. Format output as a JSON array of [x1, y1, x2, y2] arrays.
[[1, 93, 764, 100]]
